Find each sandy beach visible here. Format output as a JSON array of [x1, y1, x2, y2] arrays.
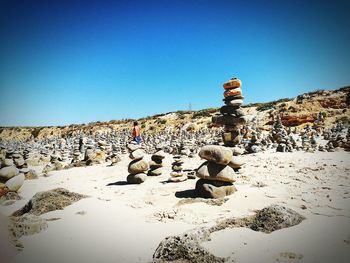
[[1, 150, 349, 263]]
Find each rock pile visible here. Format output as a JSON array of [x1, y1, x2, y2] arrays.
[[169, 155, 187, 182], [195, 145, 237, 198], [212, 77, 246, 147], [126, 142, 149, 184], [148, 149, 165, 176], [0, 154, 25, 196]]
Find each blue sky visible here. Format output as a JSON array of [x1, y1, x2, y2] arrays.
[[0, 0, 349, 126]]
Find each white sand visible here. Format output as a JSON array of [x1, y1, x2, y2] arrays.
[[1, 151, 349, 263]]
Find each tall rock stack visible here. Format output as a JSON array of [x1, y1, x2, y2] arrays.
[[212, 77, 246, 147], [195, 145, 237, 198], [193, 77, 248, 198], [126, 142, 149, 184], [148, 149, 165, 176]]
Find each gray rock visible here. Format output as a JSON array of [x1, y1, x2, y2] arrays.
[[127, 173, 147, 184], [250, 204, 306, 233], [153, 227, 224, 263], [127, 143, 141, 152], [5, 173, 25, 192], [12, 188, 87, 216], [9, 213, 48, 238], [148, 167, 162, 176], [128, 159, 149, 174], [196, 161, 235, 183], [0, 166, 19, 180], [129, 148, 145, 160], [198, 145, 233, 165], [195, 179, 236, 199]]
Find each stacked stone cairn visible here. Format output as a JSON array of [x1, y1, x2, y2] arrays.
[[109, 144, 121, 166], [169, 155, 187, 182], [271, 114, 294, 152], [148, 149, 165, 176], [212, 77, 246, 147], [127, 142, 149, 184], [195, 145, 237, 198], [0, 150, 25, 196], [194, 77, 247, 198]]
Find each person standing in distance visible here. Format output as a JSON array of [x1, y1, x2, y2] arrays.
[[132, 121, 141, 144]]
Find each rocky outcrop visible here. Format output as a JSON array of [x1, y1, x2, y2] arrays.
[[153, 205, 305, 262], [12, 188, 87, 216]]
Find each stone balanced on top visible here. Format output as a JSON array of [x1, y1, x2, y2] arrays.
[[194, 77, 246, 198]]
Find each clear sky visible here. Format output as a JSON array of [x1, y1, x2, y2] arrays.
[[0, 0, 349, 127]]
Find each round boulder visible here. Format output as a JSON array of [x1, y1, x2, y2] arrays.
[[195, 179, 237, 198], [5, 173, 25, 192], [196, 161, 236, 183], [0, 166, 19, 180], [127, 173, 147, 184], [128, 159, 149, 174]]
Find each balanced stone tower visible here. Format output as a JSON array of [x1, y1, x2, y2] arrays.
[[169, 155, 187, 182], [212, 77, 246, 147], [194, 77, 246, 198], [126, 142, 149, 184]]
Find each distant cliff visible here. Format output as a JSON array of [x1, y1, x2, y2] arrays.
[[1, 86, 349, 141]]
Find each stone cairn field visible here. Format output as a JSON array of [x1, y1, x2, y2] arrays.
[[1, 78, 349, 197]]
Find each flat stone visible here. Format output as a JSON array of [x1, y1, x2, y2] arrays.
[[127, 143, 141, 152], [224, 99, 243, 107], [170, 171, 184, 177], [149, 161, 163, 169], [220, 106, 242, 115], [198, 145, 233, 165], [212, 115, 246, 126], [169, 175, 188, 182], [148, 167, 162, 176], [172, 165, 183, 171], [153, 150, 165, 159], [129, 148, 144, 160], [196, 161, 235, 183]]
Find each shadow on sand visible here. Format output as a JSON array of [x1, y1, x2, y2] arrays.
[[175, 189, 198, 198], [106, 181, 128, 186]]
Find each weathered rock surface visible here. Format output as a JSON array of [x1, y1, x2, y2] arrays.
[[12, 188, 87, 216], [153, 227, 225, 263], [9, 213, 48, 238], [198, 145, 233, 165], [196, 161, 235, 183], [127, 173, 147, 184], [128, 159, 149, 174], [5, 173, 25, 192], [195, 179, 236, 198], [0, 166, 19, 180]]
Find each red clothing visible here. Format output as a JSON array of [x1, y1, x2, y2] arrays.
[[132, 126, 140, 138]]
